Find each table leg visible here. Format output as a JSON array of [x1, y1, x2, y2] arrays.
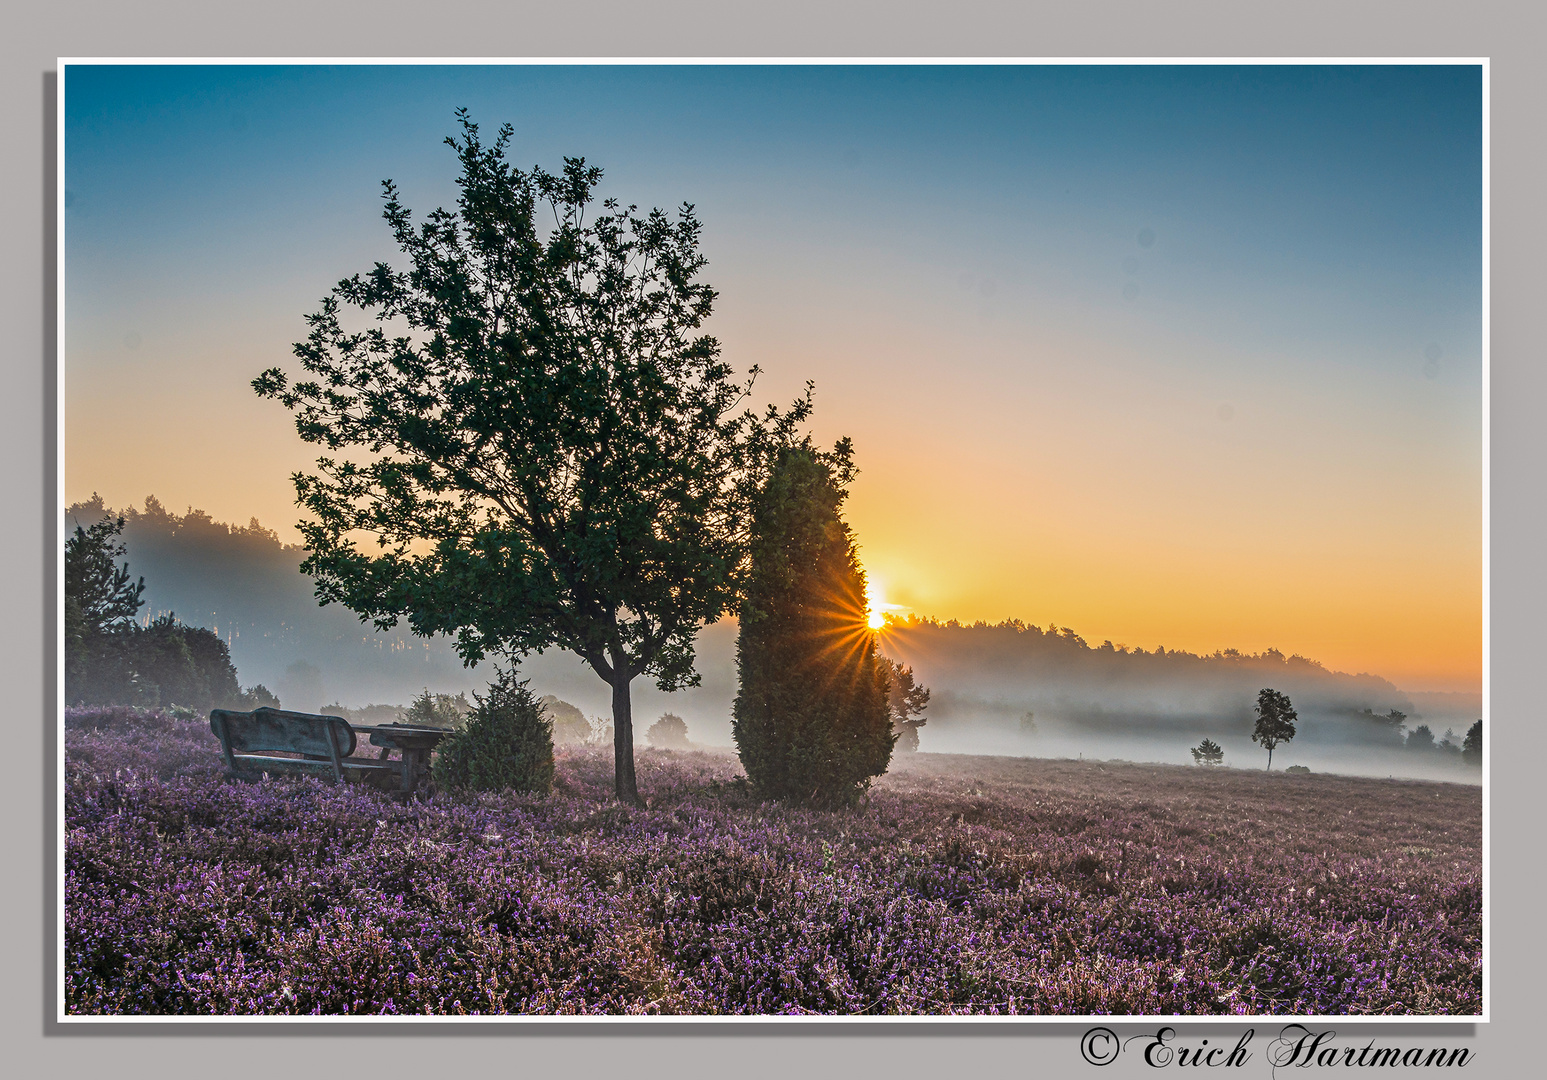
[[402, 748, 424, 793]]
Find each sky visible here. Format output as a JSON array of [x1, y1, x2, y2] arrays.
[[63, 64, 1484, 693]]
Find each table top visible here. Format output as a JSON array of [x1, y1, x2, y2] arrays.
[[351, 723, 453, 748]]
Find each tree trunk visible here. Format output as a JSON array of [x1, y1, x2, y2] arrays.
[[1266, 745, 1273, 770], [611, 670, 643, 807]]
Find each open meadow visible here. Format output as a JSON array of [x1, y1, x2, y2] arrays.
[[65, 707, 1481, 1016]]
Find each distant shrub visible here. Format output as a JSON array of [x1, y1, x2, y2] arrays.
[[1191, 738, 1225, 767], [238, 683, 280, 709], [588, 716, 614, 748], [404, 688, 471, 730], [538, 695, 593, 746], [647, 713, 691, 749], [433, 671, 553, 795], [1285, 764, 1311, 774]]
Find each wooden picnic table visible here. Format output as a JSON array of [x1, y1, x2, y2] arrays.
[[350, 722, 453, 794]]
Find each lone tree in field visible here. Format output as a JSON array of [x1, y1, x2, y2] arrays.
[[255, 111, 808, 807], [1251, 688, 1297, 769], [1191, 738, 1225, 767], [732, 444, 895, 808], [880, 657, 931, 752]]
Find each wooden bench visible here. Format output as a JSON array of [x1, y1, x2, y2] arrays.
[[209, 707, 401, 785]]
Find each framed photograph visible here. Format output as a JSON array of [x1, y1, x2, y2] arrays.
[[59, 60, 1484, 1024]]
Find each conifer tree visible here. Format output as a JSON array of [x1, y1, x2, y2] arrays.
[[1191, 737, 1225, 766], [732, 444, 894, 808]]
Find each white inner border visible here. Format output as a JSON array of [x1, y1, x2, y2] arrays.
[[55, 55, 1490, 1025]]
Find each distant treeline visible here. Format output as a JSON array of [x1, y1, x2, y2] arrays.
[[66, 496, 480, 710], [65, 497, 1476, 755], [876, 615, 1466, 744]]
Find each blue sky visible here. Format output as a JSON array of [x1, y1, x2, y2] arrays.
[[64, 63, 1484, 690]]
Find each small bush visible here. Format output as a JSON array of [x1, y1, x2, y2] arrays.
[[647, 713, 691, 749], [1285, 764, 1311, 774], [432, 671, 553, 794]]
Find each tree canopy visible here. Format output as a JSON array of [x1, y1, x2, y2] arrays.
[[255, 111, 808, 805]]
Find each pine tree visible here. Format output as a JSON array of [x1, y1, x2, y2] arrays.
[[732, 444, 894, 808], [1461, 719, 1481, 766], [1191, 738, 1225, 766], [64, 515, 147, 706]]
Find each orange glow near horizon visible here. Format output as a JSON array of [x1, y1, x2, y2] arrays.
[[864, 577, 907, 632]]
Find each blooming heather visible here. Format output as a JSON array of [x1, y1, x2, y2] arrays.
[[66, 708, 1481, 1015]]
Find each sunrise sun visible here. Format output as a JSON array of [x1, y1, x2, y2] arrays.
[[865, 578, 904, 630]]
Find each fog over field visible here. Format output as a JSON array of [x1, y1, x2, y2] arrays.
[[67, 497, 1480, 783]]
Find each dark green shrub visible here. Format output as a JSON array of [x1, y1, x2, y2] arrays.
[[1285, 764, 1311, 774], [732, 444, 894, 808], [433, 671, 554, 794]]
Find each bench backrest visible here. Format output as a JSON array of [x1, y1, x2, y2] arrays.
[[209, 707, 357, 758]]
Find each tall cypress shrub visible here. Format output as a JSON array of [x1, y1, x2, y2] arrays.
[[732, 444, 894, 808]]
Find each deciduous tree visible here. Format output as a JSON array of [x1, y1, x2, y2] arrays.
[[646, 713, 691, 749], [256, 111, 808, 806], [880, 657, 930, 752], [1251, 688, 1297, 770]]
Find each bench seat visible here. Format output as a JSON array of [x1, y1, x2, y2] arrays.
[[224, 754, 400, 781]]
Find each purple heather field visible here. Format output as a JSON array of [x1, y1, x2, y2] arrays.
[[64, 707, 1481, 1016]]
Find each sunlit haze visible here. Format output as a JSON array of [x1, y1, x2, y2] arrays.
[[65, 64, 1483, 694]]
